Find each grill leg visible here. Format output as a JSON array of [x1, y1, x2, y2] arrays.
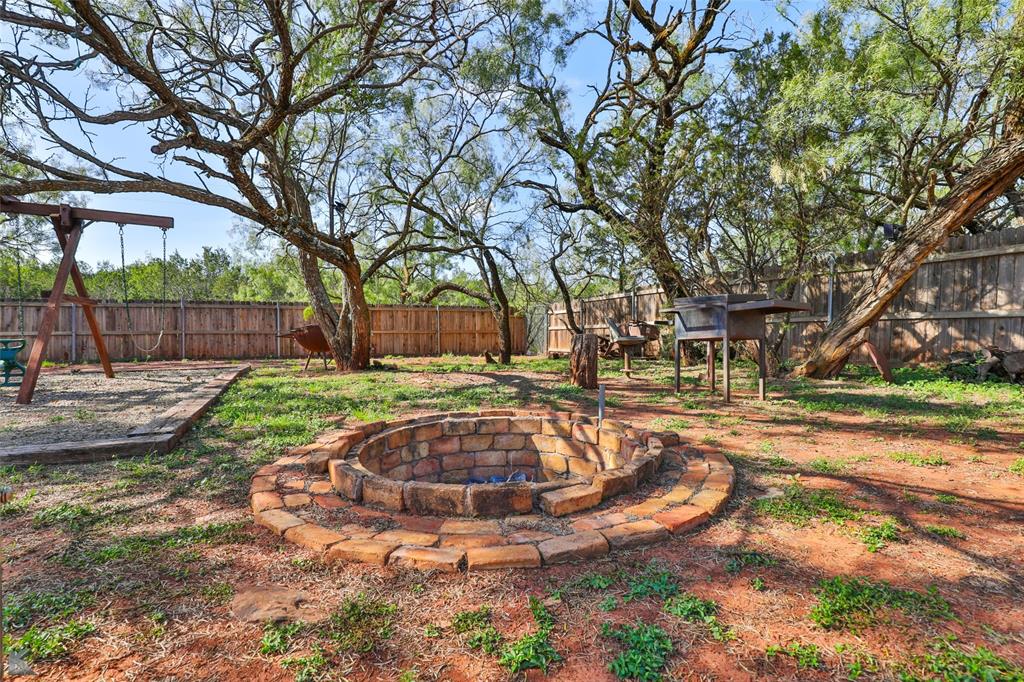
[[758, 338, 767, 400], [723, 333, 731, 403], [303, 353, 312, 371], [623, 347, 632, 375], [674, 340, 681, 393], [706, 341, 715, 392]]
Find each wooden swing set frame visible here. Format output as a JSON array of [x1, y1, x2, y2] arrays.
[[0, 196, 173, 404]]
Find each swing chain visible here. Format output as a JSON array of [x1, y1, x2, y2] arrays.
[[119, 223, 169, 355], [15, 250, 25, 335]]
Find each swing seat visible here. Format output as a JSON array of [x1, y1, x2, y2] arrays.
[[0, 339, 26, 387]]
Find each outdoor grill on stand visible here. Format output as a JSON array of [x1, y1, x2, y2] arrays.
[[662, 294, 810, 402]]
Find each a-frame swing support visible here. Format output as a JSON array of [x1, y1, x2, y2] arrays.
[[0, 197, 173, 405]]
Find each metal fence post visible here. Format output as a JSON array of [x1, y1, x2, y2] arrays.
[[826, 258, 837, 324], [179, 297, 186, 359], [275, 302, 282, 357], [435, 305, 441, 356], [70, 302, 77, 364]]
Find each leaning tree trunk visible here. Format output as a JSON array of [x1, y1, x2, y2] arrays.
[[482, 249, 513, 364], [570, 333, 599, 389], [298, 250, 372, 371], [341, 258, 372, 369], [794, 134, 1024, 378]]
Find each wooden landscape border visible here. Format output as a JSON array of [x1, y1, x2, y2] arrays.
[[0, 364, 251, 465]]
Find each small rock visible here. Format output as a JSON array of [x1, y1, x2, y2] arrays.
[[230, 584, 325, 623], [6, 651, 34, 676], [755, 486, 784, 500]]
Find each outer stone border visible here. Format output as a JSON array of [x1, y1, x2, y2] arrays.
[[0, 365, 250, 465], [249, 409, 735, 573]]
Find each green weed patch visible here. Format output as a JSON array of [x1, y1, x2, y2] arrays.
[[810, 576, 954, 631], [860, 518, 902, 552], [766, 642, 823, 669], [323, 593, 397, 653], [603, 621, 674, 682], [924, 524, 966, 540], [663, 592, 735, 641], [752, 484, 863, 526], [899, 637, 1024, 681], [497, 597, 560, 675]]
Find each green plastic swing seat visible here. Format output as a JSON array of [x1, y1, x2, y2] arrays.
[[1, 339, 26, 386]]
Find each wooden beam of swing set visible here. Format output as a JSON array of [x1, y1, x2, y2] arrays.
[[0, 196, 174, 229], [0, 197, 174, 405]]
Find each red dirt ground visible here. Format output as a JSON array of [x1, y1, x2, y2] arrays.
[[2, 358, 1022, 681]]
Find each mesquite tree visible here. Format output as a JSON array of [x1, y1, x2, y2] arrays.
[[0, 0, 487, 368], [785, 0, 1024, 376], [516, 0, 732, 300], [364, 39, 538, 364]]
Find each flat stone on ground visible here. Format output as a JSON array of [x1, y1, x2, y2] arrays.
[[689, 489, 730, 514], [388, 546, 465, 572], [539, 484, 602, 516], [373, 529, 439, 547], [324, 539, 400, 566], [652, 505, 710, 534], [600, 520, 669, 549], [537, 531, 609, 564], [255, 509, 306, 535], [466, 544, 541, 570], [283, 524, 346, 553], [250, 491, 284, 513], [440, 533, 508, 548], [230, 585, 325, 623]]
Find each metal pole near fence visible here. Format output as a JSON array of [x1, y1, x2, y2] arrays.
[[179, 297, 186, 359], [70, 302, 77, 364], [275, 302, 282, 357], [435, 305, 441, 356]]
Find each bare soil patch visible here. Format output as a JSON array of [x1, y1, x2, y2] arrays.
[[0, 367, 228, 446]]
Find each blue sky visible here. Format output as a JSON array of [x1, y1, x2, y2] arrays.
[[63, 0, 818, 267]]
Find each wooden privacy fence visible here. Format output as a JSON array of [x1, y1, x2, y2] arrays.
[[0, 301, 526, 362], [547, 227, 1024, 364]]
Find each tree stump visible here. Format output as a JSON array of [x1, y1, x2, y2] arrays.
[[570, 333, 599, 389]]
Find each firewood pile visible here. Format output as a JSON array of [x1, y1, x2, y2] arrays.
[[944, 347, 1024, 383]]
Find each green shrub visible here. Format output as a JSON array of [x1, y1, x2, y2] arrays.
[[623, 563, 679, 602], [724, 550, 777, 574], [663, 593, 735, 642], [889, 451, 948, 467]]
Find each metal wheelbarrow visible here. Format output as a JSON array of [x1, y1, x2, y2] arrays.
[[277, 324, 334, 371], [1, 338, 26, 386]]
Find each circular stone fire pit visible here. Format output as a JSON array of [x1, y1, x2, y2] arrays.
[[249, 409, 734, 572], [335, 413, 651, 517]]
